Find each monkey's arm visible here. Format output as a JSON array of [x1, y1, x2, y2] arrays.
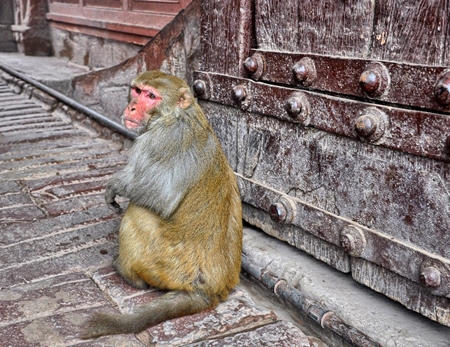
[[105, 165, 135, 214], [105, 177, 124, 214]]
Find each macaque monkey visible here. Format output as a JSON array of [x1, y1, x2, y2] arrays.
[[82, 71, 242, 338]]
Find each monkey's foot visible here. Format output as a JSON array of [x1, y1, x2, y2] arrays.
[[112, 259, 149, 289]]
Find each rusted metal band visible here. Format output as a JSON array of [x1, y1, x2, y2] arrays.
[[237, 174, 450, 297], [194, 71, 450, 162], [247, 49, 450, 113]]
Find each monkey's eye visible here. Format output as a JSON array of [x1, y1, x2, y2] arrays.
[[134, 87, 141, 94], [149, 93, 156, 99]]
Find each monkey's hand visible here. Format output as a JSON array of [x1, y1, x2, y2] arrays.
[[105, 184, 123, 214]]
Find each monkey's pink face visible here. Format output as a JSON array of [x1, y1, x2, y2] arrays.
[[122, 85, 162, 130]]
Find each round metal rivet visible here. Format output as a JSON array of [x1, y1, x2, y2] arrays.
[[269, 196, 296, 224], [340, 233, 356, 253], [359, 70, 381, 94], [243, 53, 265, 80], [232, 85, 247, 102], [419, 267, 442, 288], [285, 97, 303, 118], [284, 92, 311, 126], [340, 225, 366, 257], [435, 71, 450, 105], [355, 114, 377, 138], [269, 202, 287, 223], [193, 80, 206, 96], [293, 57, 316, 87], [354, 107, 388, 142], [359, 62, 390, 97], [244, 57, 258, 74]]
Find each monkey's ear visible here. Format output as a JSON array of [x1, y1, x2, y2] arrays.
[[177, 88, 192, 109]]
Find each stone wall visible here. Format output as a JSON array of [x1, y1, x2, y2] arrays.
[[50, 28, 141, 70]]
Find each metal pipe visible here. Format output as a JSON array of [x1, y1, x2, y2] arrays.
[[241, 255, 381, 347], [0, 63, 137, 140]]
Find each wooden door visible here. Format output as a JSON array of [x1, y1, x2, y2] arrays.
[[194, 0, 450, 327]]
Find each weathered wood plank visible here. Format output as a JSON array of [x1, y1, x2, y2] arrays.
[[371, 0, 448, 65], [255, 0, 373, 57], [254, 0, 300, 52], [352, 258, 450, 327], [204, 99, 450, 326], [200, 0, 252, 76]]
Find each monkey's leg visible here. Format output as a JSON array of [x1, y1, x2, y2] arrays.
[[113, 257, 148, 289], [81, 290, 214, 339], [113, 203, 162, 289]]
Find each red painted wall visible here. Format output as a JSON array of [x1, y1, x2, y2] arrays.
[[46, 0, 192, 45]]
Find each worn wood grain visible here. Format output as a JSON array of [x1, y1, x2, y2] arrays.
[[255, 0, 373, 57], [372, 0, 449, 65], [203, 99, 450, 326], [200, 0, 252, 76], [444, 7, 450, 65], [254, 0, 300, 52], [352, 258, 450, 327]]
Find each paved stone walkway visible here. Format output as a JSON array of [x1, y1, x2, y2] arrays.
[[0, 74, 311, 346]]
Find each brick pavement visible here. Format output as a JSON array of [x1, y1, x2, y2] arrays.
[[0, 73, 312, 346]]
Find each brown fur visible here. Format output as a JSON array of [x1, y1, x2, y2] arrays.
[[81, 71, 242, 339]]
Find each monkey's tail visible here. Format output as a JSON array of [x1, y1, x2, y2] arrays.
[[80, 290, 213, 339]]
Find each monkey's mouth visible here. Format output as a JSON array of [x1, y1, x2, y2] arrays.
[[122, 118, 140, 130]]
